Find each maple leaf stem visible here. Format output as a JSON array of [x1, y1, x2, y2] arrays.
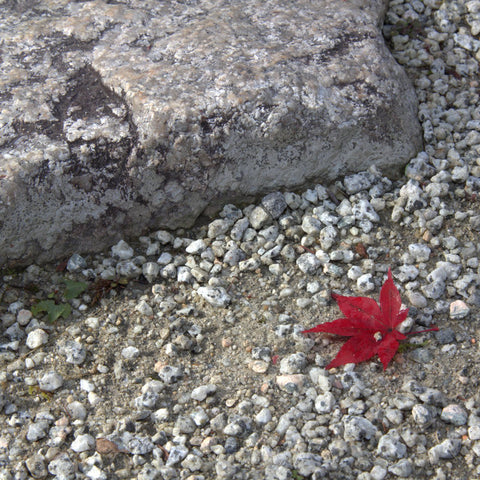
[[407, 326, 439, 335]]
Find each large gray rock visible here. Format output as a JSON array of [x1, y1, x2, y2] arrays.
[[0, 0, 422, 265]]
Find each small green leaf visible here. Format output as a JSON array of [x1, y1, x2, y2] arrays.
[[63, 279, 88, 300], [291, 471, 305, 480], [31, 300, 51, 317], [31, 300, 71, 322], [47, 303, 71, 322]]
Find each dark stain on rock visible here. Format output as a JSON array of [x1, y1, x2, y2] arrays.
[[294, 31, 377, 65]]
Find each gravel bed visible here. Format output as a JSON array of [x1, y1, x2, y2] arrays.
[[2, 0, 480, 479]]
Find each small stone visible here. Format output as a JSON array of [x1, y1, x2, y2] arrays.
[[392, 394, 416, 411], [182, 453, 204, 471], [80, 379, 95, 392], [17, 309, 33, 326], [116, 260, 142, 278], [157, 252, 173, 265], [175, 415, 197, 434], [157, 365, 183, 384], [26, 329, 49, 349], [224, 247, 246, 266], [251, 346, 272, 362], [67, 253, 87, 272], [186, 239, 207, 254], [48, 453, 75, 479], [177, 266, 192, 283], [216, 458, 240, 478], [249, 360, 269, 373], [38, 371, 63, 392], [435, 328, 455, 344], [302, 188, 317, 203], [421, 281, 445, 299], [407, 291, 428, 308], [279, 353, 307, 374], [412, 404, 435, 429], [255, 408, 272, 425], [370, 465, 387, 480], [190, 406, 209, 427], [344, 172, 374, 194], [296, 253, 321, 274], [293, 452, 325, 477], [71, 434, 95, 452], [152, 408, 169, 423], [449, 300, 470, 319], [428, 439, 462, 464], [344, 416, 377, 441], [248, 206, 271, 230], [67, 401, 87, 421], [86, 465, 107, 480], [296, 297, 313, 308], [408, 243, 431, 262], [261, 192, 287, 219], [302, 216, 322, 235], [127, 435, 154, 455], [469, 425, 480, 441], [62, 340, 87, 365], [440, 404, 468, 425], [230, 217, 250, 241], [377, 430, 407, 459], [418, 388, 445, 406], [156, 230, 173, 244], [27, 421, 50, 442], [315, 392, 336, 414], [191, 384, 217, 401], [111, 240, 134, 259], [397, 265, 419, 282], [352, 199, 380, 222], [276, 374, 305, 391], [142, 262, 160, 283], [220, 204, 243, 221], [208, 219, 232, 238], [284, 192, 302, 209], [197, 286, 231, 307], [122, 346, 140, 359], [357, 273, 375, 292], [388, 459, 413, 477], [4, 322, 23, 342], [223, 421, 244, 436], [319, 225, 337, 250], [25, 454, 48, 478], [135, 300, 153, 316]]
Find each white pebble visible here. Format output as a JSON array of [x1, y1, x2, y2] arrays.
[[38, 371, 63, 392], [122, 346, 140, 359], [449, 300, 470, 319], [197, 286, 231, 307], [26, 329, 48, 349], [111, 239, 134, 259], [71, 434, 95, 452]]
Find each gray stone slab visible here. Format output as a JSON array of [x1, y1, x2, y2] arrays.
[[0, 0, 422, 265]]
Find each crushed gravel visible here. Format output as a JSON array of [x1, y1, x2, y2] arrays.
[[2, 0, 480, 479]]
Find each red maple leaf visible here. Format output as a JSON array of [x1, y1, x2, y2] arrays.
[[302, 268, 439, 370]]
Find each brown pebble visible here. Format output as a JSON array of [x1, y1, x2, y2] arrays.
[[422, 230, 432, 242], [260, 383, 270, 393]]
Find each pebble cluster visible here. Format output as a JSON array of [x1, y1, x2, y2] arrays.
[[2, 0, 480, 479]]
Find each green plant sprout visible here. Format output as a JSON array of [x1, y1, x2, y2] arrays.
[[30, 279, 88, 323]]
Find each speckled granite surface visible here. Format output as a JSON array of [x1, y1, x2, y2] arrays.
[[0, 0, 422, 265]]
